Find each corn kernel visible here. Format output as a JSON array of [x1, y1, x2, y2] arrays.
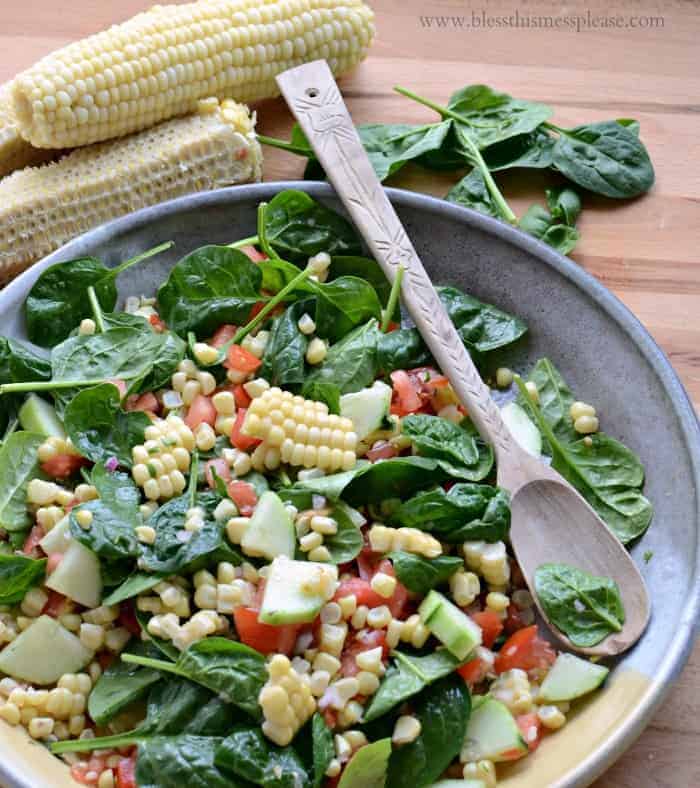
[[392, 715, 421, 745], [537, 705, 566, 730], [135, 525, 156, 544], [0, 703, 20, 725], [366, 605, 392, 629], [370, 572, 397, 598]]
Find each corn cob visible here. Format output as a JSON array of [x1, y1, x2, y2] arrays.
[[11, 0, 375, 149], [0, 84, 61, 178], [0, 97, 261, 285], [243, 387, 358, 472]]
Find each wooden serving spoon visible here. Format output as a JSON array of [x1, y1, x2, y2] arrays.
[[275, 60, 650, 657]]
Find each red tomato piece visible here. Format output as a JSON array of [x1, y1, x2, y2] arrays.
[[516, 712, 543, 752], [46, 553, 63, 574], [390, 370, 423, 416], [148, 314, 167, 332], [375, 559, 409, 617], [231, 408, 261, 452], [116, 754, 137, 788], [248, 301, 267, 321], [224, 344, 262, 374], [322, 707, 338, 730], [210, 324, 238, 348], [494, 625, 556, 675], [233, 607, 300, 655], [70, 762, 97, 785], [504, 603, 529, 635], [204, 459, 231, 489], [232, 384, 252, 409], [98, 652, 116, 670], [384, 321, 400, 333], [41, 453, 88, 479], [240, 245, 268, 263], [184, 394, 217, 430], [340, 630, 388, 676], [366, 441, 398, 462], [124, 392, 160, 414], [118, 602, 142, 637], [471, 609, 504, 649], [355, 544, 379, 581], [334, 578, 386, 610], [227, 480, 258, 516], [457, 656, 490, 687], [42, 590, 68, 618], [22, 525, 45, 556]]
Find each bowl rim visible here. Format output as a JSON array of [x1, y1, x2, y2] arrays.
[[1, 181, 698, 788]]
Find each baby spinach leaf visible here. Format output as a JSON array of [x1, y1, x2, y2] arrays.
[[517, 357, 578, 445], [314, 276, 382, 342], [519, 205, 580, 255], [0, 431, 45, 531], [551, 121, 654, 198], [64, 383, 150, 468], [359, 121, 453, 181], [364, 650, 461, 722], [391, 483, 510, 543], [446, 84, 552, 149], [0, 337, 51, 436], [376, 329, 432, 374], [70, 464, 142, 564], [546, 187, 582, 226], [385, 673, 471, 788], [216, 727, 311, 787], [329, 256, 393, 312], [138, 330, 187, 392], [263, 190, 362, 262], [446, 168, 500, 217], [483, 128, 556, 171], [534, 563, 625, 647], [323, 504, 363, 564], [133, 609, 180, 661], [301, 381, 340, 415], [136, 736, 232, 788], [260, 300, 313, 389], [103, 572, 165, 606], [311, 714, 334, 788], [0, 553, 47, 604], [388, 552, 463, 595], [338, 738, 391, 788], [157, 246, 263, 337], [402, 414, 479, 467]]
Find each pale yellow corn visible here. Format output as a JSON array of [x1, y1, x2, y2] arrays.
[[0, 99, 260, 284], [0, 83, 58, 178], [368, 524, 442, 558], [260, 655, 316, 746], [132, 414, 193, 500], [450, 570, 480, 607], [244, 387, 357, 472], [392, 715, 421, 745], [490, 668, 533, 715]]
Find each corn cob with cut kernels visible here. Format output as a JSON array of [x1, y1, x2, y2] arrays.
[[259, 654, 316, 746], [131, 414, 194, 501], [0, 84, 59, 178], [11, 0, 375, 149], [244, 387, 357, 473], [0, 97, 260, 285]]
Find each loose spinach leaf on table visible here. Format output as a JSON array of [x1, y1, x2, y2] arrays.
[[323, 504, 363, 564], [535, 562, 625, 647], [483, 128, 556, 172], [260, 299, 313, 389], [446, 168, 501, 217], [385, 673, 471, 788], [157, 246, 263, 337], [402, 413, 479, 468], [391, 483, 510, 543], [0, 432, 45, 531], [358, 121, 453, 181], [338, 738, 392, 788], [0, 554, 47, 605], [64, 383, 150, 468], [546, 187, 582, 226], [519, 205, 580, 255], [388, 552, 463, 595], [311, 713, 334, 788], [216, 727, 311, 788], [136, 736, 232, 788], [364, 649, 462, 722]]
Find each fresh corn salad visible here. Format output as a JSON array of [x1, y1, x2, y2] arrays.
[[0, 190, 651, 788]]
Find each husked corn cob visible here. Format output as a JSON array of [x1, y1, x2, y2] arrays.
[[244, 387, 358, 472], [0, 98, 260, 285], [11, 0, 375, 149], [0, 84, 60, 177]]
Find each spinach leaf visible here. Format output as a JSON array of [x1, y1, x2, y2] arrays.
[[483, 128, 556, 171], [216, 727, 310, 787], [0, 337, 51, 435], [70, 464, 142, 564], [358, 121, 453, 181], [376, 328, 432, 374], [329, 256, 393, 314], [314, 276, 382, 343], [364, 649, 461, 722], [391, 483, 510, 543], [551, 121, 654, 198], [546, 187, 582, 226], [385, 674, 471, 788], [534, 563, 625, 647], [88, 639, 163, 725], [402, 414, 478, 468], [264, 190, 362, 262], [103, 572, 165, 606], [459, 418, 495, 482], [0, 553, 47, 604], [300, 381, 340, 415], [517, 357, 577, 445], [311, 713, 334, 788], [323, 504, 363, 564], [138, 330, 187, 392], [157, 246, 263, 337], [136, 736, 232, 788], [388, 552, 463, 595], [64, 383, 150, 468], [519, 205, 580, 255], [446, 168, 501, 217], [446, 84, 552, 149], [0, 432, 45, 531], [260, 300, 312, 389], [338, 738, 391, 788]]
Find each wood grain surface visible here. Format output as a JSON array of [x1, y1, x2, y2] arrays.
[[1, 1, 698, 785]]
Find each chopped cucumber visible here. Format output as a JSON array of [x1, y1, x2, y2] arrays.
[[460, 697, 528, 763], [0, 615, 92, 684], [240, 490, 295, 560], [18, 394, 65, 439], [39, 515, 71, 554], [259, 556, 338, 625], [539, 652, 609, 702], [501, 401, 541, 457], [418, 589, 482, 660], [45, 540, 102, 607], [340, 381, 392, 441]]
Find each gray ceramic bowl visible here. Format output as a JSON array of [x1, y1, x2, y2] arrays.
[[0, 182, 698, 788]]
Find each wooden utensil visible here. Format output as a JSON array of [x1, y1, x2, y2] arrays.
[[276, 60, 650, 656]]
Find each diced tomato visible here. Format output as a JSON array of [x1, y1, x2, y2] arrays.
[[340, 629, 388, 676], [98, 652, 116, 670], [517, 712, 543, 752], [233, 607, 300, 655], [108, 379, 127, 399], [384, 321, 400, 333], [334, 578, 387, 610], [42, 590, 68, 618], [231, 408, 261, 452], [118, 602, 142, 637], [210, 324, 238, 348], [148, 313, 167, 332], [116, 754, 137, 788], [124, 391, 160, 415], [366, 440, 398, 462], [390, 370, 423, 416], [375, 559, 409, 617], [70, 762, 100, 785], [494, 625, 556, 675], [355, 544, 379, 581], [227, 480, 257, 516], [46, 552, 63, 574], [41, 453, 89, 479], [224, 344, 262, 374], [22, 525, 45, 556], [471, 609, 504, 649], [248, 301, 267, 321], [504, 603, 529, 635], [232, 383, 252, 409], [204, 458, 231, 489], [409, 367, 449, 391], [457, 656, 490, 687], [322, 707, 338, 730], [240, 245, 268, 263], [184, 394, 217, 430]]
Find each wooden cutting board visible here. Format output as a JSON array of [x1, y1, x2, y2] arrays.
[[1, 1, 698, 785]]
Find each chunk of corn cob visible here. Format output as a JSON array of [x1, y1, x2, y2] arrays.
[[0, 97, 260, 284], [11, 0, 375, 149], [244, 387, 358, 472], [0, 84, 60, 178], [259, 654, 316, 746]]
